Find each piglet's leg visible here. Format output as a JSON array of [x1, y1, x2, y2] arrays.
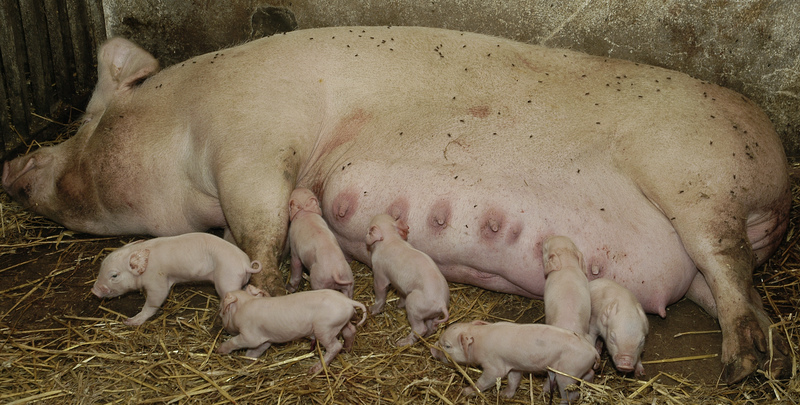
[[124, 288, 170, 326], [370, 274, 390, 315], [286, 252, 303, 292], [341, 323, 357, 352], [308, 331, 344, 375], [470, 365, 505, 396], [501, 371, 522, 398], [245, 342, 272, 359]]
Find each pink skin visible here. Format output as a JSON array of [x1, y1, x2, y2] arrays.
[[431, 320, 598, 403], [589, 278, 649, 377], [366, 214, 450, 346], [91, 232, 261, 326], [217, 287, 367, 374], [287, 187, 354, 298], [1, 27, 790, 382], [542, 236, 591, 340]]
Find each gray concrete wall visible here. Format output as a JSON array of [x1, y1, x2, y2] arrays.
[[103, 0, 800, 157]]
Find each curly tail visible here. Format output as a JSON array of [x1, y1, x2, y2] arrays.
[[352, 301, 368, 327]]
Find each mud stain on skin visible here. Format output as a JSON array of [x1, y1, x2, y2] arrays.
[[321, 108, 371, 156], [468, 106, 491, 119]]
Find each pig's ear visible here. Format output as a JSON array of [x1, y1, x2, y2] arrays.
[[289, 198, 301, 219], [365, 225, 384, 246], [221, 293, 239, 315], [100, 37, 159, 91], [470, 320, 489, 326], [395, 218, 410, 240], [459, 334, 475, 360], [600, 302, 618, 327], [128, 248, 150, 275], [544, 252, 561, 275], [85, 38, 159, 118]]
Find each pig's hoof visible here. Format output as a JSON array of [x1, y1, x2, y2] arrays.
[[123, 318, 143, 326], [308, 363, 323, 375], [500, 388, 516, 398], [461, 387, 477, 397]]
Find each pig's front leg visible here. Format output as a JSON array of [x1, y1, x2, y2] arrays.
[[216, 151, 298, 296], [124, 287, 170, 326], [464, 365, 506, 397], [501, 370, 522, 398], [287, 250, 303, 293], [371, 272, 390, 315]]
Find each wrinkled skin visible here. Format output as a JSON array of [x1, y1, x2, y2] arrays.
[[588, 278, 649, 377], [287, 187, 354, 297], [1, 27, 790, 382], [543, 236, 591, 340], [92, 232, 261, 326], [431, 320, 598, 403], [217, 287, 367, 374], [366, 214, 450, 346]]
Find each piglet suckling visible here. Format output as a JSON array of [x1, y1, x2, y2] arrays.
[[92, 232, 261, 326], [366, 214, 449, 347], [542, 236, 591, 340], [588, 278, 649, 377], [431, 320, 598, 403], [217, 286, 367, 374], [287, 187, 354, 298]]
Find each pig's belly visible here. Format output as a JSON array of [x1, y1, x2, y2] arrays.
[[317, 160, 697, 315]]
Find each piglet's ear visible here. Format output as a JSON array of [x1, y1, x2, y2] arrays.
[[600, 302, 618, 327], [289, 199, 301, 219], [128, 248, 150, 275], [470, 320, 489, 326], [459, 334, 475, 360], [365, 225, 384, 246], [395, 218, 410, 240], [221, 293, 239, 316]]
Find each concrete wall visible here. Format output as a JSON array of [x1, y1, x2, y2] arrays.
[[103, 0, 800, 157]]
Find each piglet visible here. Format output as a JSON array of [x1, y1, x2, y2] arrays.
[[542, 235, 591, 340], [366, 214, 449, 346], [217, 286, 367, 374], [431, 320, 598, 403], [287, 187, 354, 298], [588, 278, 649, 377], [92, 232, 261, 326]]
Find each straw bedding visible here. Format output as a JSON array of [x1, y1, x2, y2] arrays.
[[0, 134, 798, 404]]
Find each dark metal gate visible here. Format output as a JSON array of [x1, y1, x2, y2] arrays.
[[0, 0, 106, 158]]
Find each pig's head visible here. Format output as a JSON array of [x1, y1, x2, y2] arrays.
[[542, 235, 585, 276], [2, 37, 159, 234], [430, 320, 489, 366], [366, 214, 410, 247], [91, 242, 150, 298], [601, 301, 649, 375], [289, 187, 322, 220]]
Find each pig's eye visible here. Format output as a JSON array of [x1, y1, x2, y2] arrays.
[[444, 343, 452, 349], [110, 273, 118, 280]]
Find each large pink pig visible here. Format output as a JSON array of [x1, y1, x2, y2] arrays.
[[366, 214, 449, 346], [92, 232, 261, 326], [542, 236, 591, 340], [217, 286, 367, 374], [287, 187, 354, 297], [431, 320, 598, 403], [2, 26, 790, 382], [588, 278, 649, 377]]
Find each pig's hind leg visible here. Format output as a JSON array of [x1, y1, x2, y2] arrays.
[[341, 322, 357, 352], [309, 329, 344, 375]]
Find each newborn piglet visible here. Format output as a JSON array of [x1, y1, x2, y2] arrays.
[[589, 278, 649, 377], [431, 320, 598, 403], [542, 235, 591, 340], [366, 214, 449, 346], [287, 187, 354, 298], [217, 285, 367, 374], [92, 232, 261, 326]]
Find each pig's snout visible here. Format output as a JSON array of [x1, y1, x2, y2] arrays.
[[613, 354, 636, 373], [430, 347, 449, 363], [92, 283, 111, 297]]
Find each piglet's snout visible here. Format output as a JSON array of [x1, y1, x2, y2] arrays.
[[613, 354, 635, 372], [91, 284, 110, 297]]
